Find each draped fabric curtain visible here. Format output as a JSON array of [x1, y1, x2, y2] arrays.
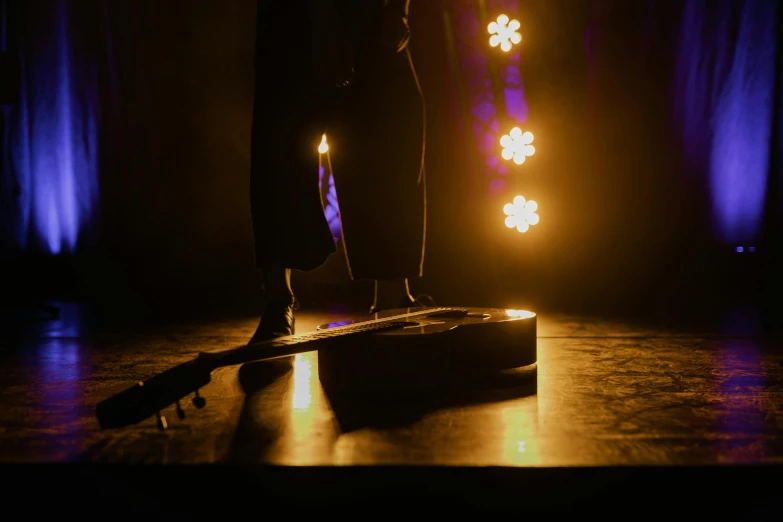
[[0, 0, 111, 256], [441, 0, 783, 308], [582, 0, 782, 249], [671, 0, 780, 248], [1, 0, 781, 310]]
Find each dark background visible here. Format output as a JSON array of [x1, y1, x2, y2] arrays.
[[1, 0, 782, 324]]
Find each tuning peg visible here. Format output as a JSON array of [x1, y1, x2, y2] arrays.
[[156, 412, 168, 431], [176, 401, 186, 419], [192, 390, 206, 409]]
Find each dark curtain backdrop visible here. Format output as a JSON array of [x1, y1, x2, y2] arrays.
[[97, 1, 261, 314], [474, 0, 783, 315], [1, 0, 781, 318]]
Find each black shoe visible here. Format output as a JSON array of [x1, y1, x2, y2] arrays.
[[246, 295, 298, 372], [249, 295, 297, 344]]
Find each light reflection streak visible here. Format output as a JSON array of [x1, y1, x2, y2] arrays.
[[500, 402, 539, 465], [706, 306, 769, 462], [713, 339, 769, 462], [292, 353, 313, 411], [279, 352, 332, 464], [39, 339, 81, 383], [34, 338, 89, 458]]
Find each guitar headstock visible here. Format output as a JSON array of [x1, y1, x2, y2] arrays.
[[95, 314, 452, 430], [95, 358, 212, 431]]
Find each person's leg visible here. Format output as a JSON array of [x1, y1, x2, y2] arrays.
[[248, 96, 334, 342], [261, 262, 293, 301], [248, 83, 335, 343], [369, 278, 415, 315], [329, 16, 427, 308], [249, 263, 295, 342]]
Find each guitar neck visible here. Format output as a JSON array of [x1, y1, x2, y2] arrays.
[[209, 307, 455, 368]]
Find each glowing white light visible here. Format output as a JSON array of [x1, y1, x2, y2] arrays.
[[292, 353, 313, 411], [503, 195, 539, 233], [488, 14, 522, 52], [500, 127, 535, 165], [318, 134, 329, 154], [506, 309, 535, 319]]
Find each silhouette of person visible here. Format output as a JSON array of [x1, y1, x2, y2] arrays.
[[249, 0, 427, 345]]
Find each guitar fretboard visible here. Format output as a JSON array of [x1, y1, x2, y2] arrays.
[[208, 307, 458, 367], [269, 306, 456, 346]]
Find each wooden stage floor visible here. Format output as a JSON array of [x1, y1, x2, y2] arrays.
[[1, 301, 781, 514]]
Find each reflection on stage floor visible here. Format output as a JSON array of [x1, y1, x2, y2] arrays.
[[0, 302, 781, 466]]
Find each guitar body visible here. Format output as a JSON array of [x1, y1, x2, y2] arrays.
[[316, 307, 537, 396]]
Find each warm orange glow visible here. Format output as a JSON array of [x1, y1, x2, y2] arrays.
[[318, 134, 329, 154], [273, 351, 338, 465], [292, 353, 313, 411], [503, 195, 539, 233], [505, 309, 535, 319], [500, 127, 535, 165], [500, 402, 539, 465], [288, 352, 317, 456], [488, 14, 522, 52]]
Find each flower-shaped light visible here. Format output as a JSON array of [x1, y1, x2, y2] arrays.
[[488, 14, 522, 52], [500, 127, 535, 165], [318, 134, 329, 154], [504, 195, 539, 233]]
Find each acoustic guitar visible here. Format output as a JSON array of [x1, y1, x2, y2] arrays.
[[95, 307, 537, 430]]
